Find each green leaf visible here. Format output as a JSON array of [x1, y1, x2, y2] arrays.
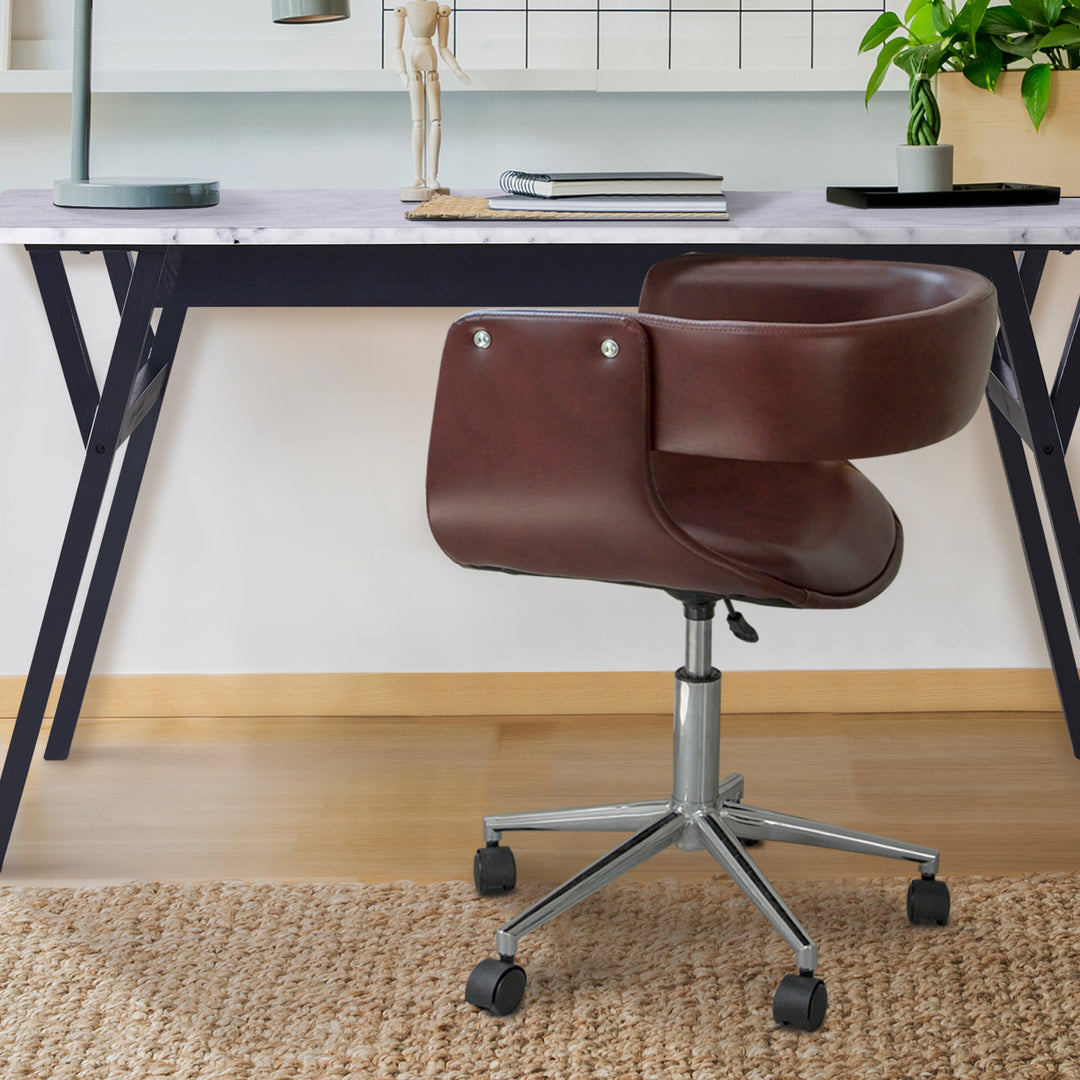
[[1037, 24, 1080, 46], [969, 0, 993, 35], [910, 3, 940, 37], [996, 31, 1044, 54], [1009, 0, 1060, 28], [859, 10, 904, 51], [982, 3, 1032, 30], [931, 0, 955, 31], [865, 37, 909, 104], [953, 0, 992, 46], [1007, 0, 1039, 20], [895, 40, 951, 75], [1022, 61, 1052, 127], [1060, 4, 1080, 23], [905, 0, 933, 20], [962, 37, 1005, 84]]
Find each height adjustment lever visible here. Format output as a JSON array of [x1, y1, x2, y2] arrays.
[[724, 599, 759, 643]]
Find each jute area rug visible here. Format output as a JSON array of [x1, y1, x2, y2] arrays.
[[0, 874, 1077, 1079]]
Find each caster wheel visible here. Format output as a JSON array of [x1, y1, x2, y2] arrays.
[[474, 844, 516, 894], [773, 973, 827, 1031], [465, 958, 527, 1016], [907, 877, 950, 926]]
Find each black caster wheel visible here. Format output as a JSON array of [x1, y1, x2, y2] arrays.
[[465, 958, 527, 1016], [907, 877, 950, 926], [474, 844, 516, 894], [773, 973, 827, 1031]]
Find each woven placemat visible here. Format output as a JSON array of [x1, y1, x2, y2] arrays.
[[405, 194, 729, 221], [0, 874, 1077, 1078]]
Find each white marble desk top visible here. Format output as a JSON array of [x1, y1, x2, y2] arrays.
[[1, 187, 1080, 248]]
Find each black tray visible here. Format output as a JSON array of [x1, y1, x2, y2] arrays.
[[826, 183, 1061, 209]]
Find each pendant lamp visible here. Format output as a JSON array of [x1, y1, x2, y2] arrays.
[[273, 0, 351, 22]]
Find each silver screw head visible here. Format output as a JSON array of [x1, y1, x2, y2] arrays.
[[473, 329, 492, 349], [600, 338, 620, 358]]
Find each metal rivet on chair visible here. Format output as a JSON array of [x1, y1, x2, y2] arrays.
[[600, 338, 620, 358], [473, 329, 492, 349]]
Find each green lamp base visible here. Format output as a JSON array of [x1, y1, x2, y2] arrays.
[[53, 177, 220, 209]]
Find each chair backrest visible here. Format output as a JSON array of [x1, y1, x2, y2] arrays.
[[637, 255, 999, 462], [427, 309, 686, 586]]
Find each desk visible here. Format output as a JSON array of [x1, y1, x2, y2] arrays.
[[1, 187, 1079, 869]]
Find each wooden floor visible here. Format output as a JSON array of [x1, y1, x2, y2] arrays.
[[2, 711, 1079, 887]]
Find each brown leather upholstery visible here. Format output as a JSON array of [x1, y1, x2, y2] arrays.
[[426, 256, 998, 610], [639, 256, 999, 462]]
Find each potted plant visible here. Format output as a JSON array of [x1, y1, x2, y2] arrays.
[[937, 0, 1080, 191], [967, 0, 1080, 130], [860, 0, 969, 190], [862, 0, 1080, 192]]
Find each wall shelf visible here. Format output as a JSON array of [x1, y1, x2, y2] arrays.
[[1, 0, 897, 95], [0, 67, 898, 95]]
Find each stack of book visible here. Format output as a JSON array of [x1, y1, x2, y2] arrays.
[[488, 170, 727, 217]]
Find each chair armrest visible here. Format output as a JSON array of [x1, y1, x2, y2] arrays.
[[638, 300, 998, 462], [637, 254, 999, 462]]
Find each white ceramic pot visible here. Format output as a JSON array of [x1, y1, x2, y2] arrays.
[[896, 143, 954, 193]]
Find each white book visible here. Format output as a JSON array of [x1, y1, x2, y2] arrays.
[[498, 170, 725, 197], [488, 194, 729, 214]]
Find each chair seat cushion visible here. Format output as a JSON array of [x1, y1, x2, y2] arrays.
[[650, 452, 903, 607]]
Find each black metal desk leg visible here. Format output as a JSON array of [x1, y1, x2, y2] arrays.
[[988, 400, 1080, 737], [26, 250, 100, 443], [44, 301, 186, 760], [42, 253, 180, 758], [1017, 249, 1048, 312], [44, 305, 186, 761], [1050, 294, 1080, 451], [0, 247, 182, 869], [986, 249, 1080, 756]]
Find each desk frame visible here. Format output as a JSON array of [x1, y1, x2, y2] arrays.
[[1, 238, 1078, 869]]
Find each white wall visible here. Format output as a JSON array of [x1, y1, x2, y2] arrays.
[[0, 88, 1073, 675]]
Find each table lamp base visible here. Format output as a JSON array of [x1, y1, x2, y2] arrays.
[[53, 178, 220, 209]]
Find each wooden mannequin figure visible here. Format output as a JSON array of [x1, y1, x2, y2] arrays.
[[391, 2, 471, 202]]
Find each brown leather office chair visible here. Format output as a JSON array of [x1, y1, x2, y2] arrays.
[[426, 253, 998, 1031]]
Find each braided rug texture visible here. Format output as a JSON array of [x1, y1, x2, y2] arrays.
[[0, 874, 1077, 1079]]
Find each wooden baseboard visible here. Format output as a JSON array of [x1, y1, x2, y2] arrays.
[[0, 668, 1062, 720]]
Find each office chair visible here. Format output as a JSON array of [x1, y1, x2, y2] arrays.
[[426, 254, 998, 1031]]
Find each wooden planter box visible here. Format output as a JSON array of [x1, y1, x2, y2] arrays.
[[937, 70, 1080, 196]]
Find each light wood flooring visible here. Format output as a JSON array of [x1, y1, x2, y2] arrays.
[[2, 711, 1078, 887]]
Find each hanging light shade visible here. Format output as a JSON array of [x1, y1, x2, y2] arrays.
[[272, 0, 350, 22]]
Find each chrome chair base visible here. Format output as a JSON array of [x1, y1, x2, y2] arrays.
[[482, 774, 940, 974], [466, 606, 948, 1030]]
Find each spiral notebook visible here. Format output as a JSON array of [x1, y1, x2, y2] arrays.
[[498, 170, 725, 198]]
